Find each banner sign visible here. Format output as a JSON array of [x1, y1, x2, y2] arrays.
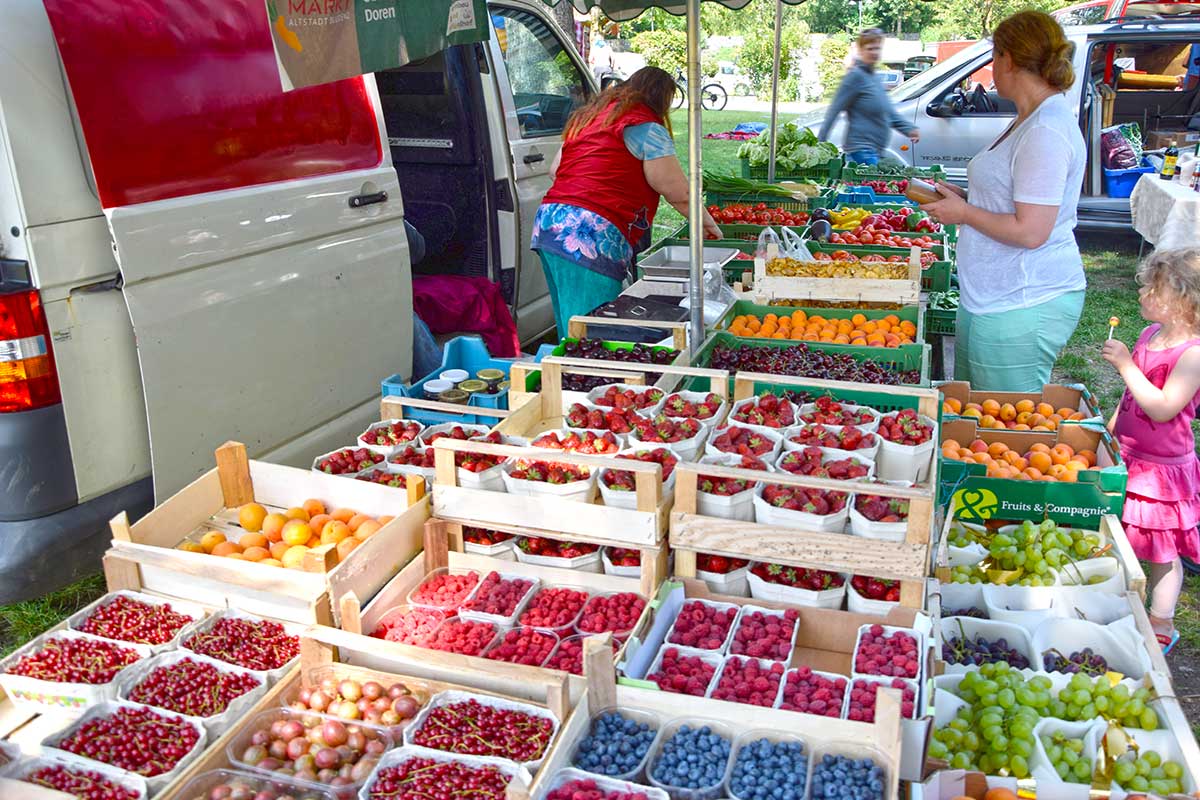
[[266, 0, 490, 90]]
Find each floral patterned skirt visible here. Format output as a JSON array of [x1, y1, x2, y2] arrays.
[[530, 203, 633, 283]]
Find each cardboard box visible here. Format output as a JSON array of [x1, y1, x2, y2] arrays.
[[937, 381, 1104, 430], [939, 419, 1126, 526], [1145, 128, 1200, 150]]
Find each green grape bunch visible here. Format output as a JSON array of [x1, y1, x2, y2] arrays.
[[930, 665, 1163, 780], [948, 519, 1105, 586], [1041, 730, 1094, 783], [1111, 748, 1185, 795]]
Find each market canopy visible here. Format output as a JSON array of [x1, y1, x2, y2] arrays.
[[538, 0, 802, 21], [265, 0, 490, 90]]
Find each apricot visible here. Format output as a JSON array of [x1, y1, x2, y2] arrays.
[[178, 541, 205, 554], [259, 558, 284, 568], [347, 513, 372, 533], [337, 537, 360, 562], [211, 541, 243, 557], [1015, 399, 1035, 414], [281, 545, 309, 569], [239, 532, 268, 550], [242, 546, 270, 562], [320, 520, 352, 546], [269, 541, 290, 561], [281, 519, 313, 547], [200, 531, 227, 553], [238, 503, 268, 533], [284, 506, 310, 522], [302, 498, 326, 517], [331, 507, 357, 523], [981, 399, 1001, 417], [355, 520, 382, 540], [999, 402, 1017, 422], [1036, 402, 1055, 417], [262, 513, 288, 543]]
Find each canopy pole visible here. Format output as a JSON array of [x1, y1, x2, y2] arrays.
[[686, 0, 704, 352], [767, 0, 783, 183]]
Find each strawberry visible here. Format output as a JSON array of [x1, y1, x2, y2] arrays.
[[317, 447, 382, 475], [732, 393, 796, 428], [710, 426, 775, 457], [698, 455, 767, 495], [517, 537, 598, 558], [850, 575, 901, 601], [464, 527, 512, 546], [606, 548, 641, 567], [762, 484, 847, 515], [696, 554, 748, 573], [778, 447, 869, 480], [878, 410, 933, 446], [789, 424, 876, 451], [603, 448, 678, 491], [752, 563, 844, 590], [361, 421, 422, 447], [565, 403, 640, 435], [854, 493, 910, 522], [799, 396, 876, 427], [632, 414, 701, 444], [594, 386, 664, 410], [663, 392, 724, 421], [532, 430, 619, 455], [509, 460, 589, 484]]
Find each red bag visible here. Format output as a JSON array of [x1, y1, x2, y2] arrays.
[[412, 276, 520, 358]]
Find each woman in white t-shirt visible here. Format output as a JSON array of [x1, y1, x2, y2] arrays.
[[920, 11, 1086, 392]]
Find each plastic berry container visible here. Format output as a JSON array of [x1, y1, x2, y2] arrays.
[[574, 591, 648, 639], [541, 767, 671, 800], [804, 742, 892, 800], [456, 571, 540, 627], [543, 633, 617, 676], [405, 568, 483, 611], [171, 768, 338, 800], [664, 599, 742, 654], [481, 627, 560, 667], [2, 749, 150, 800], [725, 729, 811, 800], [517, 585, 591, 634], [645, 717, 736, 800], [644, 645, 723, 698], [424, 617, 501, 657], [851, 623, 926, 680], [567, 706, 664, 783], [727, 604, 800, 663]]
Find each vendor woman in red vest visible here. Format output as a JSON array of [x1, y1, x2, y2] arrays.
[[534, 67, 723, 337]]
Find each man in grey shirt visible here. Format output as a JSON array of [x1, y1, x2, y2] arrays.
[[819, 28, 920, 165]]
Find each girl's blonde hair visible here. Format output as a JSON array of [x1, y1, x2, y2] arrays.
[[1137, 248, 1200, 325]]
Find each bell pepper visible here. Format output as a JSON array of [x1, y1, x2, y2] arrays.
[[904, 211, 930, 232]]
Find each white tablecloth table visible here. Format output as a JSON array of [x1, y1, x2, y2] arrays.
[[1130, 173, 1200, 250]]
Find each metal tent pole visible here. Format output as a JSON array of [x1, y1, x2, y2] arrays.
[[686, 0, 704, 352], [767, 0, 783, 183]]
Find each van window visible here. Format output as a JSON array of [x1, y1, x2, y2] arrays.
[[43, 3, 382, 208], [890, 41, 992, 102], [492, 7, 588, 137]]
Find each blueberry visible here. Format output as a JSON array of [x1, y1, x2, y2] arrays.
[[572, 712, 658, 777], [810, 754, 884, 800], [729, 737, 807, 800], [651, 724, 732, 789]]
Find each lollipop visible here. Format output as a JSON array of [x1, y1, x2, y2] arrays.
[[1108, 316, 1119, 341]]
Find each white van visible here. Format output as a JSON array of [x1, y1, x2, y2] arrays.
[[0, 0, 596, 601]]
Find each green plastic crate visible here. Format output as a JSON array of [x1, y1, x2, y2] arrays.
[[739, 156, 843, 184], [712, 299, 926, 347], [691, 331, 930, 387], [703, 191, 812, 213], [841, 163, 946, 183], [522, 338, 683, 392], [672, 222, 807, 243], [925, 307, 957, 337], [735, 375, 941, 416], [804, 239, 952, 270], [636, 238, 756, 285]]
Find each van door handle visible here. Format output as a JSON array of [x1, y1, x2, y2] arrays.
[[523, 153, 545, 164], [349, 191, 388, 208]]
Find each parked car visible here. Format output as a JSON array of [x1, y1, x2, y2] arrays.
[[802, 17, 1200, 229], [877, 67, 904, 91], [0, 0, 596, 601]]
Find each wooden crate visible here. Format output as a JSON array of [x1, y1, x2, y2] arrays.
[[670, 373, 941, 608], [319, 517, 655, 709], [154, 636, 571, 798], [931, 512, 1148, 601], [534, 636, 906, 800], [103, 442, 428, 626], [753, 246, 924, 305]]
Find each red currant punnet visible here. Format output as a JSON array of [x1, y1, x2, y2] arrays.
[[6, 635, 142, 685], [77, 594, 195, 646], [182, 616, 298, 672], [410, 698, 554, 763]]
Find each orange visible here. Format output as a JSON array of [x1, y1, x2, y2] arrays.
[[211, 541, 243, 557], [242, 546, 270, 562], [302, 498, 326, 517], [281, 519, 313, 547], [998, 403, 1017, 422], [1076, 449, 1097, 467], [851, 313, 867, 327], [284, 506, 310, 522], [239, 532, 268, 550], [331, 508, 356, 523], [987, 442, 1010, 459], [981, 399, 1001, 417], [262, 513, 288, 543], [1036, 402, 1055, 417], [1028, 451, 1052, 473], [200, 531, 227, 553], [875, 319, 892, 333], [1015, 399, 1035, 414], [320, 520, 351, 545], [238, 503, 268, 532]]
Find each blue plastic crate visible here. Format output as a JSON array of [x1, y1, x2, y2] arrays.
[[1103, 158, 1155, 199], [380, 336, 517, 426]]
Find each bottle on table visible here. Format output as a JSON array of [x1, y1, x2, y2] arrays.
[[1160, 143, 1179, 180]]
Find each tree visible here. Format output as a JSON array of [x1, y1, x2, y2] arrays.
[[550, 3, 578, 51], [818, 34, 851, 99], [630, 28, 688, 76], [800, 0, 859, 34], [866, 0, 937, 36], [737, 21, 812, 98], [921, 0, 1065, 38]]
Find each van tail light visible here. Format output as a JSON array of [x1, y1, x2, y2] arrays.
[[0, 290, 62, 412]]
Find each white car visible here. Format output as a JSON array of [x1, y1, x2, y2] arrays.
[[0, 0, 597, 600]]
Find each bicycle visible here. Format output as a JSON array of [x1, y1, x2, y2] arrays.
[[672, 72, 729, 111]]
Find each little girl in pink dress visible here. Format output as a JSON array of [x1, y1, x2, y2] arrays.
[[1103, 248, 1200, 652]]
